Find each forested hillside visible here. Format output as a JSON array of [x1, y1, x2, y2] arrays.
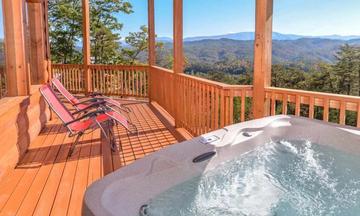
[[157, 38, 360, 67]]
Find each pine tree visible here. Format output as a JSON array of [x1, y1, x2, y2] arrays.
[[49, 0, 83, 64]]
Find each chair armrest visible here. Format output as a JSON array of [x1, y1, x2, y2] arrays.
[[89, 92, 103, 97], [73, 98, 104, 106], [64, 110, 105, 127], [72, 100, 107, 115]]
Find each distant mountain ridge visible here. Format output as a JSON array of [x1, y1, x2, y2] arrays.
[[157, 32, 360, 42], [155, 38, 360, 66]]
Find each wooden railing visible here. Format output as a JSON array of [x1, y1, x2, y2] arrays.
[[51, 64, 360, 136], [150, 66, 253, 136], [0, 65, 7, 99], [266, 87, 360, 128], [52, 64, 149, 98], [90, 65, 149, 98], [52, 64, 84, 93]]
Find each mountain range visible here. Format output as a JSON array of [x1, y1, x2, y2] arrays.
[[157, 32, 360, 42], [156, 37, 360, 66]]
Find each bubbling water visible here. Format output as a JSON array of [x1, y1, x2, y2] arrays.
[[145, 140, 360, 216]]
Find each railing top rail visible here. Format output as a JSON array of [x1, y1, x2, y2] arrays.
[[150, 66, 173, 74], [52, 64, 83, 68], [89, 64, 149, 70], [178, 73, 252, 90], [266, 87, 360, 102], [151, 65, 253, 90]]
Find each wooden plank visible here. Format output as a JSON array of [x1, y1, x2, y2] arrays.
[[0, 125, 60, 215], [309, 96, 315, 119], [67, 131, 92, 216], [50, 136, 85, 216], [282, 94, 287, 115], [32, 132, 74, 216], [323, 98, 329, 122], [270, 92, 276, 116], [252, 0, 273, 118], [87, 129, 102, 186], [0, 125, 53, 211], [357, 102, 360, 128], [241, 89, 246, 122], [229, 90, 234, 125], [339, 101, 346, 125], [295, 95, 301, 116], [15, 125, 66, 216], [220, 89, 225, 128]]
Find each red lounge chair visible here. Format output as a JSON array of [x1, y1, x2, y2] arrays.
[[51, 77, 131, 113], [40, 84, 130, 157]]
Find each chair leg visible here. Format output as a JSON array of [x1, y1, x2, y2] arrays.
[[68, 132, 83, 158], [96, 120, 118, 152]]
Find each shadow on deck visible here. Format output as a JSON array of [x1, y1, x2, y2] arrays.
[[0, 99, 191, 216]]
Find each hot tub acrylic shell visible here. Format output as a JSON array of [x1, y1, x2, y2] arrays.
[[82, 115, 360, 216]]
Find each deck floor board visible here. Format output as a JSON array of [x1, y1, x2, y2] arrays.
[[0, 100, 188, 216]]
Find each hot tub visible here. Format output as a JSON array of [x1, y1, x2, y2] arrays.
[[83, 115, 360, 216]]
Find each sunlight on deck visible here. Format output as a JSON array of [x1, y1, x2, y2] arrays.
[[0, 100, 188, 216]]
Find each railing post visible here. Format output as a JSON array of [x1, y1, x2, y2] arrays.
[[173, 0, 183, 127], [253, 0, 273, 118], [3, 0, 30, 96], [82, 0, 91, 93], [148, 0, 155, 102], [148, 0, 156, 66]]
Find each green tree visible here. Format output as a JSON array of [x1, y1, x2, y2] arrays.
[[333, 44, 360, 96], [49, 0, 82, 64], [90, 0, 133, 64]]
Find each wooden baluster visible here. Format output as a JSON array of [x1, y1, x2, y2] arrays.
[[224, 90, 229, 126], [211, 86, 216, 130], [295, 95, 301, 116], [309, 96, 315, 119], [357, 102, 360, 128], [339, 100, 346, 125], [201, 83, 206, 134], [139, 70, 143, 97], [282, 94, 288, 115], [241, 89, 246, 122], [229, 89, 234, 125], [270, 92, 276, 116], [323, 98, 329, 122], [215, 88, 220, 130], [206, 85, 211, 132], [220, 88, 225, 128], [197, 82, 201, 135]]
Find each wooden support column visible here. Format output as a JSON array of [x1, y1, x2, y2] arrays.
[[82, 0, 91, 93], [253, 0, 273, 118], [43, 0, 52, 82], [27, 0, 47, 84], [173, 0, 183, 127], [147, 0, 155, 102], [148, 0, 156, 66], [3, 0, 30, 96], [173, 0, 183, 74]]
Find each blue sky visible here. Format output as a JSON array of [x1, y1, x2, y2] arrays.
[[1, 0, 360, 39], [118, 0, 360, 38]]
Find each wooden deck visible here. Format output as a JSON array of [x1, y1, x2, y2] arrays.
[[0, 100, 190, 216]]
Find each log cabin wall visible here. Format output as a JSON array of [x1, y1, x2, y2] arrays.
[[0, 0, 50, 180], [0, 85, 50, 180]]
